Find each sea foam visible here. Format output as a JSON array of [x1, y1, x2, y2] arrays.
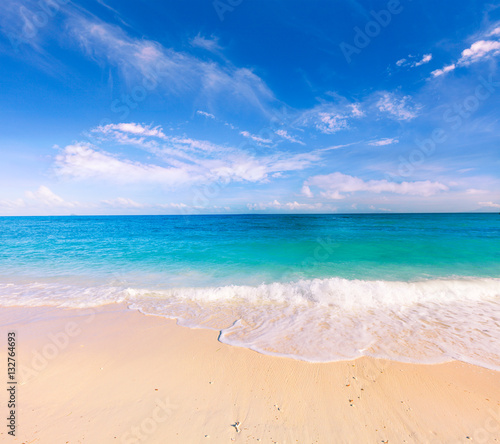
[[2, 276, 499, 370]]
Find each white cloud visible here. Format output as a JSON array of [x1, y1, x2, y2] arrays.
[[101, 197, 144, 208], [348, 103, 364, 117], [0, 0, 50, 52], [0, 198, 26, 209], [91, 123, 230, 160], [396, 54, 432, 69], [25, 186, 76, 208], [458, 40, 500, 65], [157, 202, 189, 209], [240, 131, 272, 144], [0, 187, 79, 212], [162, 136, 228, 155], [316, 112, 350, 134], [361, 204, 394, 212], [247, 200, 322, 211], [303, 172, 449, 199], [478, 201, 500, 209], [0, 4, 275, 115], [55, 138, 321, 187], [68, 17, 275, 115], [274, 129, 305, 145], [190, 34, 221, 52], [431, 64, 456, 77], [99, 199, 206, 211], [55, 143, 196, 186], [259, 152, 320, 176], [465, 189, 488, 194], [413, 53, 432, 67], [87, 122, 326, 184], [315, 141, 362, 152], [196, 110, 216, 119], [431, 24, 500, 78], [488, 26, 500, 37], [93, 122, 167, 139], [368, 138, 399, 146], [376, 93, 420, 121], [301, 185, 313, 198], [298, 101, 364, 134]]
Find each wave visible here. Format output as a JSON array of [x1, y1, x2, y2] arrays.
[[1, 277, 500, 370]]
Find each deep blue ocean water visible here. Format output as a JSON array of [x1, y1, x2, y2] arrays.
[[0, 214, 499, 368]]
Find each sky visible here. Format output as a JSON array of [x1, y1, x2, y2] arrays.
[[0, 0, 499, 215]]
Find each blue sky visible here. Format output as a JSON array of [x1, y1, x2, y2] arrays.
[[0, 0, 499, 215]]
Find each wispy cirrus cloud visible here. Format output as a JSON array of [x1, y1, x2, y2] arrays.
[[0, 0, 56, 51], [93, 122, 167, 139], [368, 138, 399, 146], [0, 2, 277, 116], [239, 130, 272, 144], [90, 122, 230, 159], [274, 129, 305, 145], [68, 16, 276, 115], [189, 34, 221, 52]]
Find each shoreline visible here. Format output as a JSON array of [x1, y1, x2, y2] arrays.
[[4, 275, 500, 373], [1, 303, 499, 443]]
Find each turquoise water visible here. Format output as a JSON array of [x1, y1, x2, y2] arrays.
[[0, 214, 499, 368]]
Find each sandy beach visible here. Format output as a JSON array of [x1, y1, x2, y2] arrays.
[[0, 304, 498, 444]]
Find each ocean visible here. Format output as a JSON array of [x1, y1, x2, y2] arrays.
[[1, 214, 499, 369]]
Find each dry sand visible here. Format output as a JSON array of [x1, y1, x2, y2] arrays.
[[1, 304, 499, 444]]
